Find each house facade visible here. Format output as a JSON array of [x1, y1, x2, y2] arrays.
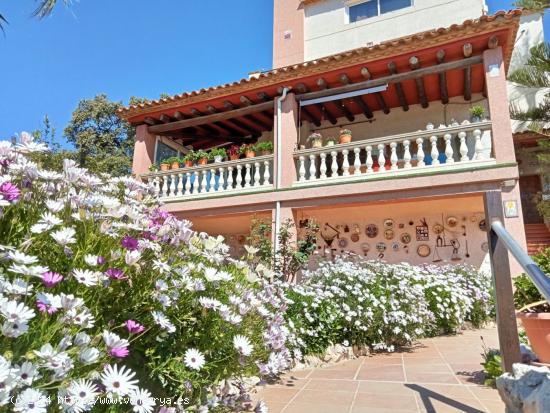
[[121, 1, 542, 275]]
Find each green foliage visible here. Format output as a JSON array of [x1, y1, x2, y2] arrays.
[[195, 150, 209, 161], [469, 105, 485, 118], [239, 144, 255, 155], [514, 0, 550, 10], [481, 337, 503, 388], [255, 141, 274, 153], [183, 150, 197, 162], [514, 247, 550, 312], [29, 115, 77, 171], [209, 147, 227, 159]]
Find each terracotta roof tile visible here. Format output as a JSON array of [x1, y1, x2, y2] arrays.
[[118, 9, 522, 120]]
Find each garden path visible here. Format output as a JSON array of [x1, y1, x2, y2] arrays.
[[256, 327, 504, 413]]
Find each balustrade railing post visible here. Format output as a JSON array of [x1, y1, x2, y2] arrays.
[[377, 144, 386, 172], [366, 145, 373, 173], [298, 156, 306, 182], [474, 129, 483, 160], [218, 167, 225, 192], [444, 133, 454, 164], [254, 162, 261, 186], [176, 173, 184, 196], [309, 154, 317, 180], [342, 149, 350, 176], [162, 175, 169, 197], [353, 148, 362, 175], [263, 160, 271, 185], [244, 163, 252, 187], [185, 172, 192, 195], [227, 166, 234, 190], [330, 151, 338, 178], [403, 140, 412, 169], [430, 135, 440, 165], [459, 131, 469, 162], [319, 152, 328, 179], [390, 142, 398, 171], [416, 138, 425, 167]]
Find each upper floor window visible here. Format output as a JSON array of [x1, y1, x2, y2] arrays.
[[348, 0, 412, 23], [155, 141, 178, 163]]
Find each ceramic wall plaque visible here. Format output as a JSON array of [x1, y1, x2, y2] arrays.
[[366, 224, 379, 238]]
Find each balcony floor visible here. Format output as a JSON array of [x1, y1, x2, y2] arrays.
[[255, 327, 504, 413]]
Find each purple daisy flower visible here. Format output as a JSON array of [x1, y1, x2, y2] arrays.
[[121, 235, 138, 251], [108, 346, 129, 358], [0, 181, 20, 202], [97, 256, 106, 265], [125, 319, 145, 334], [41, 271, 63, 288], [105, 268, 127, 280], [36, 300, 58, 314]]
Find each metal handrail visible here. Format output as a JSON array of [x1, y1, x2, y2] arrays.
[[491, 220, 550, 304]]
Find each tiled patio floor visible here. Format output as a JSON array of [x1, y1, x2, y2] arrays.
[[256, 327, 504, 413]]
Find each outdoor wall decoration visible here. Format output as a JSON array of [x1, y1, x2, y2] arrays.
[[416, 219, 430, 241], [384, 230, 394, 240], [400, 233, 412, 244], [366, 224, 379, 238], [417, 244, 431, 257]]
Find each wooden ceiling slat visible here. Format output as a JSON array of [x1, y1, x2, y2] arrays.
[[361, 67, 390, 114], [317, 77, 355, 122], [463, 44, 473, 101], [340, 73, 373, 119], [436, 50, 449, 105], [409, 56, 429, 109], [387, 61, 409, 112], [295, 83, 336, 125], [206, 104, 260, 136]]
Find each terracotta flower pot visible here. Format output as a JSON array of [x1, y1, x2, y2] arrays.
[[229, 154, 240, 161], [311, 139, 323, 148], [184, 160, 194, 168], [245, 151, 256, 159], [260, 150, 272, 156], [170, 162, 180, 170], [198, 158, 208, 166], [339, 134, 352, 144], [160, 164, 170, 171], [517, 312, 550, 364]]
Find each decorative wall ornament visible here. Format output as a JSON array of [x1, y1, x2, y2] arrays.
[[376, 242, 387, 252], [433, 223, 444, 234], [481, 242, 489, 252], [417, 244, 431, 257], [366, 224, 379, 238], [384, 230, 394, 240], [383, 219, 395, 230], [478, 219, 488, 231], [400, 233, 412, 244], [446, 216, 459, 227]]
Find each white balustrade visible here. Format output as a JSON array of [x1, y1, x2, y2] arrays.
[[293, 120, 494, 183], [141, 155, 274, 200]]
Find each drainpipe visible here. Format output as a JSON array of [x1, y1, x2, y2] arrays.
[[274, 87, 290, 256]]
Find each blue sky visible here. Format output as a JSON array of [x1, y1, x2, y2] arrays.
[[0, 0, 546, 144]]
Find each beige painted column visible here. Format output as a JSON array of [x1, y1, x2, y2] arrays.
[[273, 93, 299, 189], [273, 0, 305, 68], [502, 182, 528, 276], [483, 47, 517, 164], [132, 125, 156, 176]]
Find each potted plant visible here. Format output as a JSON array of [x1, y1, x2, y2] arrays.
[[339, 129, 352, 144], [160, 158, 171, 171], [195, 150, 209, 165], [183, 151, 196, 167], [149, 163, 159, 172], [469, 105, 485, 123], [209, 148, 227, 163], [165, 156, 180, 170], [240, 144, 256, 159], [514, 248, 550, 363], [228, 145, 240, 161], [307, 132, 323, 148], [325, 137, 337, 147], [256, 141, 274, 155]]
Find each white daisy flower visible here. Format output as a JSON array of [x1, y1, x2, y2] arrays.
[[33, 343, 57, 360], [101, 364, 138, 397], [233, 335, 253, 356], [8, 264, 49, 278], [130, 387, 155, 413], [68, 379, 99, 410], [14, 361, 40, 385], [184, 348, 205, 371], [151, 311, 175, 333], [7, 251, 38, 265], [4, 278, 32, 295], [45, 199, 64, 213], [125, 250, 141, 266], [74, 332, 91, 347], [153, 260, 170, 274], [13, 388, 48, 413], [72, 269, 100, 287], [79, 347, 100, 365], [83, 254, 98, 266], [59, 294, 84, 311], [51, 227, 76, 246], [0, 300, 35, 323]]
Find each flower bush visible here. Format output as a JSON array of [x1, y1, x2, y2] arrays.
[[285, 257, 492, 357], [0, 135, 290, 412]]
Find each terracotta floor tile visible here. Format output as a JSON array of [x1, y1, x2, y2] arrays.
[[256, 387, 300, 404], [283, 402, 352, 413], [478, 399, 506, 413], [356, 364, 406, 381], [466, 385, 501, 401], [357, 381, 417, 396], [309, 368, 358, 379], [405, 364, 452, 374], [291, 389, 356, 405], [353, 392, 418, 410], [323, 358, 364, 370], [270, 375, 310, 389], [417, 397, 486, 413], [304, 379, 358, 393], [404, 383, 474, 399], [406, 372, 461, 384], [285, 369, 312, 379], [262, 402, 287, 413]]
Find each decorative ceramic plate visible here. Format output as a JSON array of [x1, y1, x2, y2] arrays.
[[351, 233, 360, 243], [361, 242, 370, 253], [376, 242, 387, 252], [400, 233, 412, 244], [433, 224, 444, 234], [446, 216, 458, 227], [417, 244, 431, 257], [392, 242, 400, 251], [481, 242, 489, 252], [384, 230, 394, 240], [383, 219, 395, 230], [338, 238, 348, 248], [366, 224, 379, 238]]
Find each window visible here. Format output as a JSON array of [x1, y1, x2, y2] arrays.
[[155, 141, 178, 163], [348, 0, 412, 23]]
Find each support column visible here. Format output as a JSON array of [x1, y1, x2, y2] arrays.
[[484, 190, 521, 373], [132, 125, 156, 176], [483, 47, 517, 164], [273, 93, 299, 188]]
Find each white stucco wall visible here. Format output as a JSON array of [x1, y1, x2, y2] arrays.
[[304, 0, 487, 60], [507, 12, 547, 134]]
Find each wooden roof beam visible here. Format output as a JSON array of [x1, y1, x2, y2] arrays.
[[361, 67, 390, 114], [294, 83, 324, 127], [206, 104, 261, 137], [436, 50, 449, 105], [339, 74, 373, 119], [317, 77, 355, 122], [463, 43, 473, 101], [238, 96, 274, 129], [409, 56, 429, 109], [186, 108, 231, 136], [387, 61, 409, 111], [144, 117, 160, 126], [224, 100, 272, 131]]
